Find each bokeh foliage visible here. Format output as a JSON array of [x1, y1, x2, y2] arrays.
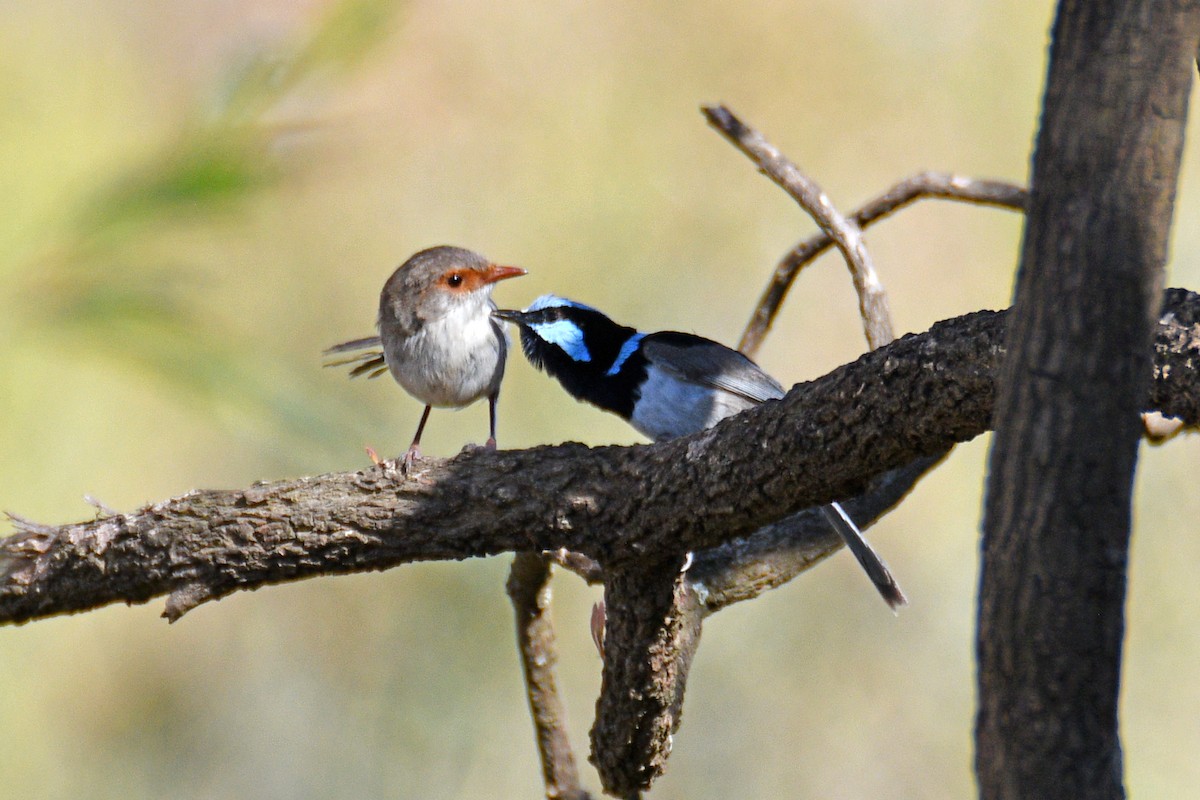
[[1, 2, 1198, 798]]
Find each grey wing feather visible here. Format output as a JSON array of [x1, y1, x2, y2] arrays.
[[324, 336, 387, 379], [641, 338, 785, 403], [325, 336, 382, 354]]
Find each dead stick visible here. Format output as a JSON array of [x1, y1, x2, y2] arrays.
[[703, 104, 895, 351], [507, 553, 593, 800], [739, 171, 1027, 357]]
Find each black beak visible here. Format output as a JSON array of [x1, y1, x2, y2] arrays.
[[491, 309, 527, 324]]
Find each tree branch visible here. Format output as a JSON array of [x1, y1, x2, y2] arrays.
[[589, 557, 702, 796], [507, 553, 593, 800], [704, 104, 895, 350], [687, 452, 948, 612], [736, 171, 1028, 358], [2, 290, 1198, 629]]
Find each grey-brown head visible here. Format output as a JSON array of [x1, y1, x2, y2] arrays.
[[379, 246, 526, 335]]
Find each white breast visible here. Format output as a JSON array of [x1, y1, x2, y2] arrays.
[[384, 301, 507, 408]]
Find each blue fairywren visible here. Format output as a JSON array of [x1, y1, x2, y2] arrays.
[[326, 246, 526, 468], [492, 295, 906, 610]]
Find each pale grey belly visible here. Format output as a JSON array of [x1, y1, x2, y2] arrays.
[[629, 370, 757, 441]]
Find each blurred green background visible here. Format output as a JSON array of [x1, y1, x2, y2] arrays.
[[2, 1, 1198, 797]]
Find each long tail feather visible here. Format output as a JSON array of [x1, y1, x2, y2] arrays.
[[820, 502, 907, 611], [323, 337, 386, 379]]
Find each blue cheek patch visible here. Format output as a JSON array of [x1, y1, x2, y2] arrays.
[[606, 332, 645, 376], [530, 319, 591, 362]]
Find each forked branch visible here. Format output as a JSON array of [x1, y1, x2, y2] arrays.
[[2, 292, 1197, 629], [704, 104, 895, 351]]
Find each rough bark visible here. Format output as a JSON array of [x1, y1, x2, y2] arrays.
[[977, 3, 1200, 799], [0, 295, 1197, 799], [2, 292, 1198, 629], [687, 453, 948, 611], [589, 557, 702, 796]]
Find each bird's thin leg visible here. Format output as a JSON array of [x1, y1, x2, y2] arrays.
[[820, 502, 907, 611], [403, 405, 433, 470], [485, 393, 499, 450]]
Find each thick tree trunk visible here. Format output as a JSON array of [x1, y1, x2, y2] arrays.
[[977, 2, 1199, 799]]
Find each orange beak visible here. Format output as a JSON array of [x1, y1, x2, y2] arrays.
[[481, 264, 527, 285]]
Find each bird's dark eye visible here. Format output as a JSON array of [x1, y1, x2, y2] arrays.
[[446, 273, 464, 287]]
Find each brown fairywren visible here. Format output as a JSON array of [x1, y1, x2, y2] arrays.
[[326, 246, 526, 468]]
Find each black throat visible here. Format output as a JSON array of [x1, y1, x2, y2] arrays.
[[516, 307, 646, 421]]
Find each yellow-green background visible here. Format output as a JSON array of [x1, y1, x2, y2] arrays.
[[2, 2, 1198, 797]]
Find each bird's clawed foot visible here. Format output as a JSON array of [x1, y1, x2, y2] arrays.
[[462, 438, 498, 455], [401, 444, 422, 473], [365, 444, 418, 475]]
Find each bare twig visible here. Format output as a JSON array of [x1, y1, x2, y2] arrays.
[[82, 495, 120, 518], [737, 171, 1028, 357], [703, 104, 894, 350], [507, 553, 593, 800]]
